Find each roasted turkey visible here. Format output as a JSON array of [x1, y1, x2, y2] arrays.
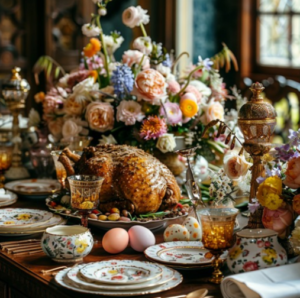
[[59, 144, 181, 214]]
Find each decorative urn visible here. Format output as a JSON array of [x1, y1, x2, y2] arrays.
[[227, 229, 287, 274]]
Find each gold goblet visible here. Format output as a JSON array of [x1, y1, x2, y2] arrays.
[[67, 175, 104, 228], [0, 148, 12, 189], [198, 207, 238, 284]]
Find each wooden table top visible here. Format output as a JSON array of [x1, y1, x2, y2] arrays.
[[0, 198, 246, 298]]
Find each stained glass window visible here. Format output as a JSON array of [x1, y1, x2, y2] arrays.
[[258, 0, 300, 66]]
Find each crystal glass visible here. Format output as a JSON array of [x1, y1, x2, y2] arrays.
[[198, 207, 238, 284], [67, 175, 104, 227], [60, 136, 93, 151]]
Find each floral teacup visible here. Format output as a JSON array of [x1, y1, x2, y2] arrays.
[[41, 225, 93, 263], [227, 229, 287, 273]]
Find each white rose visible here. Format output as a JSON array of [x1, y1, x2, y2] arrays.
[[98, 134, 117, 145], [62, 118, 83, 138], [81, 23, 101, 37], [223, 151, 251, 181], [133, 36, 152, 55], [73, 77, 98, 94], [122, 6, 149, 28], [189, 80, 212, 97], [156, 134, 176, 153]]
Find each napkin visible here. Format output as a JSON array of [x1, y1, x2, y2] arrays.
[[0, 189, 11, 201], [221, 263, 300, 298]]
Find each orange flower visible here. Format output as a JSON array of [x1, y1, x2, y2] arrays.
[[293, 194, 300, 214], [83, 38, 101, 58], [88, 70, 98, 82], [179, 98, 198, 117], [34, 92, 45, 103]]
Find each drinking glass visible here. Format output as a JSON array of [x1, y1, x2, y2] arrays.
[[67, 175, 104, 227], [198, 207, 238, 284]]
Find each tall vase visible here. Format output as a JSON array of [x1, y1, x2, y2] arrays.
[[29, 129, 54, 178]]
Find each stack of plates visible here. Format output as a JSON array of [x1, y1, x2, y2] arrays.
[[55, 260, 182, 296], [0, 190, 17, 207], [144, 241, 227, 270], [0, 208, 66, 236]]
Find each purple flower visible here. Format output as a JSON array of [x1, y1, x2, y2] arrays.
[[162, 54, 171, 67], [159, 102, 182, 125], [275, 143, 296, 161], [198, 56, 214, 71], [256, 176, 266, 184], [288, 128, 300, 147], [111, 65, 134, 96], [248, 200, 260, 214]]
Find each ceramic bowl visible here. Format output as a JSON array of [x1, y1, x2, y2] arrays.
[[41, 225, 93, 263]]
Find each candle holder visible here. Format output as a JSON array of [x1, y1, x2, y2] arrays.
[[2, 67, 30, 180], [67, 175, 104, 227], [198, 207, 238, 284]]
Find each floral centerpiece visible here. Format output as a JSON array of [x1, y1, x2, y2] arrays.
[[32, 0, 238, 171]]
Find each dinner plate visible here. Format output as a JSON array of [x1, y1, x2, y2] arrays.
[[80, 260, 163, 285], [67, 263, 174, 291], [0, 208, 53, 227], [5, 179, 60, 199], [55, 266, 182, 296], [0, 214, 63, 232], [0, 191, 17, 207]]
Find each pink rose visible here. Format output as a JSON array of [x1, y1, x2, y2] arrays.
[[122, 50, 150, 69], [185, 85, 202, 104], [159, 102, 182, 125], [116, 100, 144, 125], [243, 261, 259, 272], [200, 100, 224, 125], [134, 69, 166, 105], [223, 152, 251, 180], [283, 156, 300, 189], [180, 92, 198, 104], [262, 205, 294, 237], [167, 81, 180, 94], [64, 94, 88, 116], [85, 102, 114, 132], [62, 118, 83, 138], [122, 6, 149, 28]]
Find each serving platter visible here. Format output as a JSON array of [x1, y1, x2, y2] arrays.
[[80, 260, 163, 285], [56, 266, 182, 296], [5, 179, 60, 199], [68, 263, 174, 291]]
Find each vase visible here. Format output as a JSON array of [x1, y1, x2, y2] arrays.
[[29, 129, 54, 178], [226, 228, 287, 274]]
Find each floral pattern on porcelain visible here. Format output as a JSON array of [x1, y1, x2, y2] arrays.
[[41, 230, 93, 262], [227, 229, 287, 273]]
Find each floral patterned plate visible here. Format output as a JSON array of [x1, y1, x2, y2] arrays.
[[144, 241, 227, 266], [68, 263, 174, 291], [0, 208, 53, 226], [80, 260, 163, 285], [5, 179, 60, 199], [56, 266, 182, 297]]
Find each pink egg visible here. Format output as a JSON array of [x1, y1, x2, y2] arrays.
[[128, 226, 156, 252], [102, 228, 129, 254]]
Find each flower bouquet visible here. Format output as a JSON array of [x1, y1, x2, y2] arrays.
[[32, 0, 238, 175]]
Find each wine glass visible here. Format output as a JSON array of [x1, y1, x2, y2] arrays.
[[67, 175, 104, 227], [198, 207, 238, 284]]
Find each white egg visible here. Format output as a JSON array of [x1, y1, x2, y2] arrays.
[[163, 224, 190, 242], [128, 226, 156, 252], [183, 216, 202, 241]]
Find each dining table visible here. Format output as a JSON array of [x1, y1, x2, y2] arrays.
[[0, 197, 248, 298]]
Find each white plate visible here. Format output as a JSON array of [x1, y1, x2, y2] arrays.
[[55, 266, 182, 297], [145, 241, 223, 266], [80, 260, 163, 285], [67, 263, 174, 291], [0, 219, 67, 236], [0, 214, 63, 232], [0, 191, 17, 207], [0, 208, 53, 227], [5, 179, 60, 199]]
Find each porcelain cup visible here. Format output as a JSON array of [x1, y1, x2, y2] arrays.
[[41, 225, 93, 263], [227, 228, 287, 273]]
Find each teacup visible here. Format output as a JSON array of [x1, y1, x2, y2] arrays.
[[41, 225, 93, 263]]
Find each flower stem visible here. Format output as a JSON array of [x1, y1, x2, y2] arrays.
[[140, 23, 147, 37], [96, 16, 110, 82]]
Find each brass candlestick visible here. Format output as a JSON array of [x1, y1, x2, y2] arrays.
[[238, 82, 276, 228], [2, 67, 30, 180]]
